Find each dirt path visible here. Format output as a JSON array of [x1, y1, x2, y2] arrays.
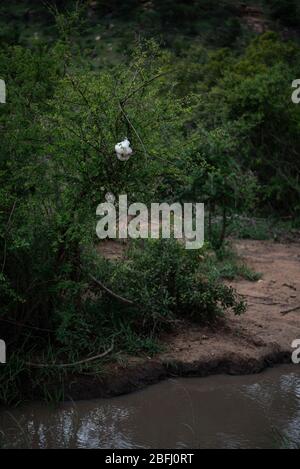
[[66, 240, 300, 400], [158, 240, 300, 374]]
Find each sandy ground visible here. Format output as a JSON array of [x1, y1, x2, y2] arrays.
[[159, 240, 300, 372]]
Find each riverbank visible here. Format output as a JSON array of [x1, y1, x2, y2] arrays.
[[2, 365, 300, 448], [59, 239, 300, 401]]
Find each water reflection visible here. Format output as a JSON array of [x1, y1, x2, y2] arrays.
[[0, 365, 300, 449]]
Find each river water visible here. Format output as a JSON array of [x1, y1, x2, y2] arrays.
[[1, 365, 300, 449]]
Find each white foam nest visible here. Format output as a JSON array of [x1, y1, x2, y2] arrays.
[[115, 138, 133, 161]]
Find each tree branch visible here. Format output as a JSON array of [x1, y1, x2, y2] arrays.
[[26, 342, 114, 368], [88, 273, 136, 306]]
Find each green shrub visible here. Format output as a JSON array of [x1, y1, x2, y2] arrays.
[[88, 239, 246, 330], [188, 32, 300, 215]]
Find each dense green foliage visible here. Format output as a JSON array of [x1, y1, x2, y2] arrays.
[[180, 32, 300, 214]]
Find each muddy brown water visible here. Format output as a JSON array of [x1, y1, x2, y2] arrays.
[[1, 365, 300, 449]]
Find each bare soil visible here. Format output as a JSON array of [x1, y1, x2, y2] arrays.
[[159, 240, 300, 369], [64, 240, 300, 400]]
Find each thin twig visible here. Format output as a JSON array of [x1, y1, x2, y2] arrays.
[[1, 200, 17, 273], [120, 71, 172, 106], [88, 273, 136, 306], [281, 305, 300, 316], [25, 342, 114, 368], [118, 101, 148, 159], [0, 317, 53, 333]]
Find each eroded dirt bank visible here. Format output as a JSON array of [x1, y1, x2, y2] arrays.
[[65, 240, 300, 400]]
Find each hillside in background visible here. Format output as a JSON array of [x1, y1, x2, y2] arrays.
[[1, 1, 300, 62]]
